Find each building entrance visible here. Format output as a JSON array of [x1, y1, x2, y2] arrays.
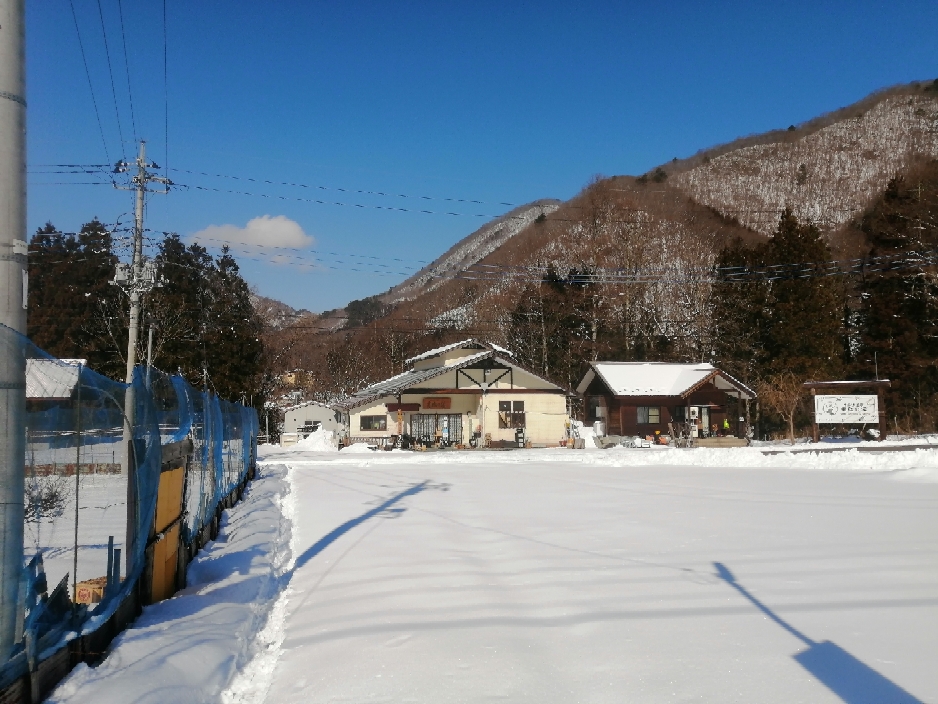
[[411, 413, 463, 445]]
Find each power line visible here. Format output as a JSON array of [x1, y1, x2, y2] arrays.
[[94, 0, 126, 158], [168, 168, 517, 208], [171, 180, 515, 219], [68, 0, 112, 165], [162, 0, 169, 180], [115, 0, 137, 141]]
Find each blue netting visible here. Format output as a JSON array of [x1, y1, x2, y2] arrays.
[[0, 324, 258, 653]]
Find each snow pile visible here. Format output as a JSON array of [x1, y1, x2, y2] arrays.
[[47, 463, 294, 704], [292, 427, 337, 452], [602, 445, 938, 480], [340, 442, 378, 453]]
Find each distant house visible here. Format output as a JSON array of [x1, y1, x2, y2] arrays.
[[281, 400, 345, 446], [576, 362, 756, 438], [335, 340, 568, 447]]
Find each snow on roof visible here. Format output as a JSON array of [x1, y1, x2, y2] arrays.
[[284, 399, 335, 413], [337, 350, 496, 409], [26, 358, 86, 400], [404, 339, 515, 365], [580, 362, 741, 398], [404, 339, 480, 364], [488, 342, 514, 357]]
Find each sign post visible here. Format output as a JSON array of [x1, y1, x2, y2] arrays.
[[803, 381, 891, 442]]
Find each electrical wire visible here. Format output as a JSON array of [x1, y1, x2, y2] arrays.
[[94, 0, 126, 158], [115, 0, 137, 141], [162, 0, 169, 181], [68, 0, 112, 165], [169, 168, 517, 208], [31, 218, 938, 285], [171, 180, 515, 219]]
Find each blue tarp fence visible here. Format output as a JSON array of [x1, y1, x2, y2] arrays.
[[0, 323, 258, 664]]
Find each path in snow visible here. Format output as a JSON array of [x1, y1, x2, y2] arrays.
[[50, 447, 938, 703], [48, 463, 294, 704]]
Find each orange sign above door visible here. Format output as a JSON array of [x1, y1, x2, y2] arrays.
[[422, 397, 451, 410]]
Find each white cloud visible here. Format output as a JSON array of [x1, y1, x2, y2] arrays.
[[191, 215, 313, 249]]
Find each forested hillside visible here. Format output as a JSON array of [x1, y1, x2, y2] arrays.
[[262, 82, 938, 433], [672, 84, 938, 245]]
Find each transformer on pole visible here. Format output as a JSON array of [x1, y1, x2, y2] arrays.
[[112, 140, 170, 575]]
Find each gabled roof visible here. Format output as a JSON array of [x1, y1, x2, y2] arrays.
[[336, 350, 562, 410], [336, 350, 494, 409], [577, 362, 756, 400], [404, 339, 514, 364]]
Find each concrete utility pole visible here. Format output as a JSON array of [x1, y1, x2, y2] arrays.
[[0, 0, 26, 659], [113, 140, 170, 573]]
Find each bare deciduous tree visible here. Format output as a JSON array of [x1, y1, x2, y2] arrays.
[[757, 371, 807, 443]]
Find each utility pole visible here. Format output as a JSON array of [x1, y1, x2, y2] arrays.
[[0, 0, 27, 659], [112, 140, 170, 573]]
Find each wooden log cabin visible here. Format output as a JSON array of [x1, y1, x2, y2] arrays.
[[576, 362, 756, 439]]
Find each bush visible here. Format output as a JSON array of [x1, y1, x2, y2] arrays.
[[25, 474, 71, 523]]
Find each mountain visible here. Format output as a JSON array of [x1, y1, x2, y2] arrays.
[[382, 200, 561, 305], [250, 293, 312, 330], [262, 80, 938, 399], [669, 82, 938, 251]]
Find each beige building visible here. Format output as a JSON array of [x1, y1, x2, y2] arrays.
[[336, 340, 569, 447], [280, 400, 346, 447]]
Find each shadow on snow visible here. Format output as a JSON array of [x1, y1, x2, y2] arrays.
[[714, 561, 922, 704]]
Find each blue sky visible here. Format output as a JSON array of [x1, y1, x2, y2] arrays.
[[27, 1, 938, 311]]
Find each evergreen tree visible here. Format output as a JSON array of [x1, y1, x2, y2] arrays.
[[711, 211, 843, 436], [507, 266, 598, 391], [28, 224, 266, 404], [711, 237, 770, 386], [855, 161, 938, 430], [761, 210, 843, 380], [27, 219, 124, 376], [149, 237, 265, 402]]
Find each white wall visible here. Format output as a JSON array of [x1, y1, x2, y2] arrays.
[[284, 404, 343, 435]]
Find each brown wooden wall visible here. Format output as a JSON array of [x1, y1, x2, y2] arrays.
[[585, 381, 746, 437]]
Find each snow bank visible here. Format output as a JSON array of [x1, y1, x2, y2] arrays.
[[292, 427, 337, 452], [340, 442, 377, 453], [601, 445, 938, 480], [47, 463, 295, 704], [275, 443, 938, 483]]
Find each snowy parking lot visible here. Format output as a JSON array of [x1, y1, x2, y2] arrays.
[[54, 445, 938, 703]]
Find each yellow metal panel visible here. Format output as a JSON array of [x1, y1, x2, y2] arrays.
[[151, 523, 180, 603], [155, 466, 184, 533], [151, 466, 185, 603]]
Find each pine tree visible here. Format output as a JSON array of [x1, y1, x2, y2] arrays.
[[761, 210, 843, 380], [27, 219, 124, 376], [855, 161, 938, 430], [711, 237, 770, 386], [148, 237, 265, 402]]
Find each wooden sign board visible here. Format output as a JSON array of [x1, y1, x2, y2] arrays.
[[423, 397, 451, 410], [815, 395, 878, 424]]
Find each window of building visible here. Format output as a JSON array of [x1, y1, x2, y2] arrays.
[[587, 396, 604, 421], [637, 406, 660, 424], [671, 406, 686, 423], [360, 415, 387, 431], [498, 400, 526, 428]]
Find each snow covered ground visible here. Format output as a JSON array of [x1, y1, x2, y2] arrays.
[[52, 446, 938, 703]]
